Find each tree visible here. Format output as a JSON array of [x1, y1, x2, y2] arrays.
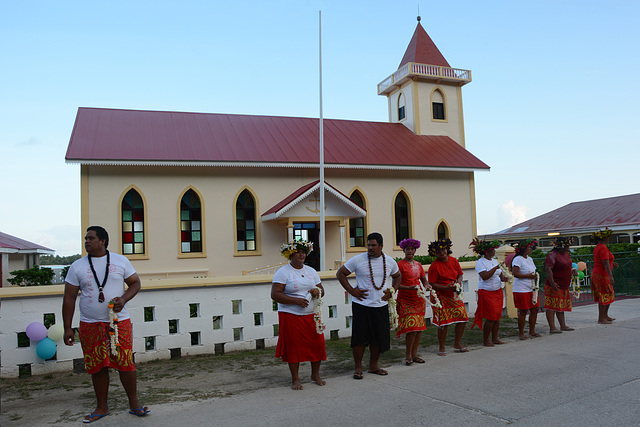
[[7, 265, 55, 286]]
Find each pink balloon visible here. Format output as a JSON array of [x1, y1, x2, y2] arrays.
[[577, 261, 587, 272], [26, 322, 48, 341], [505, 253, 515, 268]]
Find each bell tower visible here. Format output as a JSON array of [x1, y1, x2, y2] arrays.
[[378, 17, 472, 147]]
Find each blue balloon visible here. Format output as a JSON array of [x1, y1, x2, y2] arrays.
[[572, 263, 578, 270], [36, 337, 57, 360]]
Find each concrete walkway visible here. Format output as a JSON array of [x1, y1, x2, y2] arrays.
[[23, 299, 640, 426]]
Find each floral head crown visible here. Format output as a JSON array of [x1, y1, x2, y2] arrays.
[[512, 238, 538, 255], [428, 238, 453, 256], [280, 240, 313, 259], [553, 236, 573, 248], [591, 228, 612, 241], [469, 237, 502, 255], [399, 238, 421, 250]]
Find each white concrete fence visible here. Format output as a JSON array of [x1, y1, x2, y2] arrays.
[[0, 264, 479, 378]]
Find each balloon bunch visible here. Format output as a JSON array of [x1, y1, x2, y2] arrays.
[[25, 321, 64, 360]]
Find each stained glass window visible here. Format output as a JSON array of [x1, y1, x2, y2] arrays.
[[122, 189, 145, 255], [395, 192, 410, 245], [180, 189, 202, 253], [236, 190, 256, 251], [349, 191, 366, 247]]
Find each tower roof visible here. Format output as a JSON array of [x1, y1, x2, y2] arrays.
[[398, 22, 450, 69]]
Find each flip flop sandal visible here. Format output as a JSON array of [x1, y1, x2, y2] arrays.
[[353, 372, 363, 380]]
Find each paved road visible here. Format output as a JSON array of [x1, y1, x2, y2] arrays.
[[11, 299, 640, 426]]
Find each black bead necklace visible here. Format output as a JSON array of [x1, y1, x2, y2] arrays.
[[88, 251, 110, 303]]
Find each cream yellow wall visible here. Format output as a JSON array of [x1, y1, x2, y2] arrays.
[[416, 82, 463, 143], [84, 165, 476, 276], [387, 80, 464, 145]]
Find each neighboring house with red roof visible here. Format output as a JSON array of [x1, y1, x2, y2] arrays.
[[65, 21, 489, 277], [481, 193, 640, 248], [0, 231, 54, 287]]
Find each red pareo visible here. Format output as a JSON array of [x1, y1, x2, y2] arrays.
[[472, 289, 503, 329], [591, 243, 615, 305], [275, 312, 326, 363], [79, 319, 135, 375]]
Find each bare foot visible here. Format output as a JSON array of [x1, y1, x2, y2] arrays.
[[483, 341, 495, 347], [291, 380, 303, 390], [519, 335, 529, 340], [529, 332, 541, 338], [598, 319, 612, 324], [493, 339, 505, 345], [311, 375, 326, 386], [607, 317, 616, 321]]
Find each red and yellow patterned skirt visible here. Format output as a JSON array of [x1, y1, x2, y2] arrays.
[[591, 272, 615, 305], [544, 285, 572, 312], [79, 319, 135, 375], [396, 296, 427, 337], [431, 294, 468, 327]]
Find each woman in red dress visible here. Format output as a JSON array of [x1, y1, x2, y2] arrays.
[[396, 238, 432, 365], [427, 238, 468, 356], [591, 228, 618, 324], [544, 237, 577, 333]]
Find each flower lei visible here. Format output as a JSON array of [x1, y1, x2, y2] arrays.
[[417, 284, 442, 309], [571, 275, 581, 298], [531, 271, 540, 305], [453, 282, 464, 301], [108, 300, 120, 356], [499, 261, 514, 285], [387, 287, 399, 330], [312, 292, 326, 334], [368, 253, 387, 290]]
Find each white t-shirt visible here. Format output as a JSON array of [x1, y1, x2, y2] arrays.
[[511, 255, 537, 293], [475, 257, 502, 291], [65, 252, 137, 322], [272, 264, 321, 315], [343, 252, 399, 308]]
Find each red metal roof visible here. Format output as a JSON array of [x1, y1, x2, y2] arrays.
[[486, 193, 640, 237], [0, 231, 54, 252], [398, 23, 450, 69], [65, 108, 489, 171]]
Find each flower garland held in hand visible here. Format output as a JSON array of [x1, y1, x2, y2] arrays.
[[312, 292, 326, 334], [108, 300, 120, 356], [571, 275, 581, 299], [453, 282, 464, 301], [387, 287, 399, 330], [499, 261, 514, 285], [417, 284, 442, 309], [531, 271, 540, 305]]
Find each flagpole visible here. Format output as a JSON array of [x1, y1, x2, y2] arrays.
[[318, 10, 326, 272]]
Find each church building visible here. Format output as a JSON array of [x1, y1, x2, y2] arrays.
[[65, 20, 489, 279]]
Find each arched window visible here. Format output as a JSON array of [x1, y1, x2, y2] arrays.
[[121, 189, 145, 255], [432, 89, 445, 120], [180, 189, 202, 253], [394, 192, 410, 245], [349, 190, 366, 248], [398, 93, 406, 121], [236, 189, 256, 251], [437, 221, 449, 240]]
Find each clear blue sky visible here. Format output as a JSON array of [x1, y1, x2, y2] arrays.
[[1, 0, 639, 256]]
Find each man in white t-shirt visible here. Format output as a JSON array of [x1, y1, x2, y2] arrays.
[[63, 226, 149, 423], [337, 232, 400, 379]]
